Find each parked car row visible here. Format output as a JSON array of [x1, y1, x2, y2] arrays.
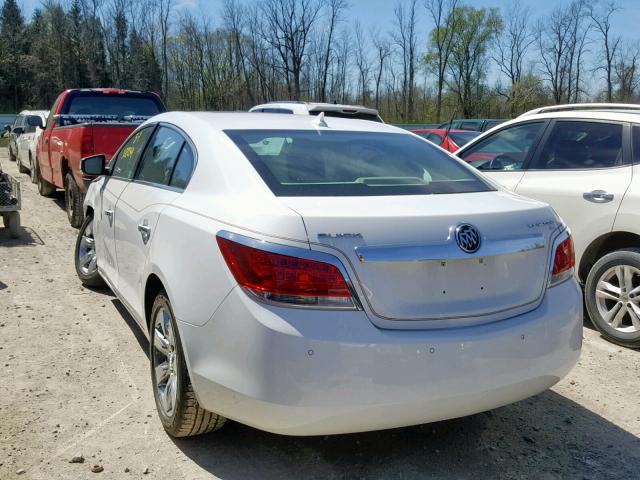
[[6, 93, 637, 441]]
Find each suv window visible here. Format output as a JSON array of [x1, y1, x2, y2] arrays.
[[530, 121, 623, 170], [260, 108, 294, 114], [136, 126, 185, 186], [633, 125, 640, 164], [460, 122, 544, 171], [13, 115, 23, 129], [110, 126, 155, 180]]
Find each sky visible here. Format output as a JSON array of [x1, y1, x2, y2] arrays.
[[14, 0, 640, 92]]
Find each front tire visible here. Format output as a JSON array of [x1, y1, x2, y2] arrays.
[[65, 173, 83, 228], [74, 212, 105, 287], [8, 146, 16, 162], [150, 292, 226, 437], [585, 248, 640, 348]]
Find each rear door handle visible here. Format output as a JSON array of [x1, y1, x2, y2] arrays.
[[138, 223, 151, 244], [104, 209, 114, 226], [583, 190, 614, 203]]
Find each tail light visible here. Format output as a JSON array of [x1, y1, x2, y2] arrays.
[[549, 234, 575, 286], [81, 128, 94, 157], [217, 236, 358, 309]]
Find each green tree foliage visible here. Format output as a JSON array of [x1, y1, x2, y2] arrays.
[[0, 0, 28, 111]]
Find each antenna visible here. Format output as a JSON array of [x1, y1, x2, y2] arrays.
[[313, 111, 328, 128]]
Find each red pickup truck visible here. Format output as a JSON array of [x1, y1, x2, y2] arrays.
[[34, 88, 166, 227]]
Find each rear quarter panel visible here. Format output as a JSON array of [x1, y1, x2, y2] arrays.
[[613, 163, 640, 235]]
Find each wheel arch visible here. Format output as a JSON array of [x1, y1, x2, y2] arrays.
[[579, 231, 640, 283]]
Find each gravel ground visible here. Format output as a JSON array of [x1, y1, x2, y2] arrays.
[[1, 150, 639, 480]]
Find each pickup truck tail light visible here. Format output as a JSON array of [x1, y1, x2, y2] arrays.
[[81, 128, 94, 156], [549, 234, 575, 286], [216, 236, 357, 309]]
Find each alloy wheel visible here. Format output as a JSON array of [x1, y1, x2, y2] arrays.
[[595, 265, 640, 333], [152, 307, 178, 418], [77, 219, 97, 275]]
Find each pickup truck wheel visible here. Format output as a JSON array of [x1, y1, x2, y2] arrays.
[[36, 162, 56, 197], [585, 248, 640, 348], [150, 292, 226, 437], [74, 212, 104, 287], [65, 173, 84, 228]]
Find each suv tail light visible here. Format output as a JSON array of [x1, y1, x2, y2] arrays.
[[217, 236, 357, 309], [549, 234, 575, 286]]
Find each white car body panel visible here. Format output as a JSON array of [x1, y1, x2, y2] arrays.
[[16, 110, 48, 172], [82, 112, 582, 435]]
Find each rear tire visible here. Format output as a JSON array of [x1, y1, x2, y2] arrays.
[[150, 292, 226, 437], [29, 154, 37, 183], [18, 157, 28, 174], [585, 248, 640, 348], [74, 212, 105, 287], [36, 161, 56, 197], [65, 173, 83, 228], [8, 147, 16, 162]]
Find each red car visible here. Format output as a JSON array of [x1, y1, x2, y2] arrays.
[[34, 88, 166, 227], [411, 128, 481, 153]]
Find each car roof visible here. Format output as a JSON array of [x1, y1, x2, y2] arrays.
[[520, 103, 640, 117], [250, 101, 380, 116], [149, 111, 402, 133], [18, 109, 49, 117]]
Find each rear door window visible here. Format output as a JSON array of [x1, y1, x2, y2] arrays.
[[169, 144, 195, 189], [459, 122, 545, 171], [530, 121, 623, 170], [136, 126, 185, 186], [110, 126, 155, 180], [225, 129, 492, 196]]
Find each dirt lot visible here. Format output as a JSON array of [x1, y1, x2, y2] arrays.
[[0, 150, 639, 480]]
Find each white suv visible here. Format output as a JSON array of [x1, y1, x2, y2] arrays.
[[10, 110, 48, 182], [249, 101, 384, 122], [456, 104, 640, 348]]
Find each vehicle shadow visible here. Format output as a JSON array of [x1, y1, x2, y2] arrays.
[[111, 298, 150, 360], [0, 225, 45, 246], [169, 390, 639, 480]]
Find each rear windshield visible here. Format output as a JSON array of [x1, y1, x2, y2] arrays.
[[309, 110, 382, 123], [62, 92, 165, 117], [225, 129, 492, 196], [448, 131, 480, 147]]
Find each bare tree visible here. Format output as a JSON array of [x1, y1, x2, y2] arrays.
[[590, 1, 621, 102], [615, 41, 640, 101], [537, 0, 591, 104], [424, 0, 457, 122], [392, 0, 419, 121], [353, 21, 370, 104], [261, 0, 322, 99], [318, 0, 346, 102], [157, 0, 172, 98], [494, 0, 535, 112], [371, 28, 391, 111]]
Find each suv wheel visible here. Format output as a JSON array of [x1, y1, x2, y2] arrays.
[[8, 147, 16, 162], [150, 292, 226, 437], [65, 173, 83, 228], [585, 248, 640, 348], [74, 212, 104, 287]]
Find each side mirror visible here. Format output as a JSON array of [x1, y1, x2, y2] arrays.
[[3, 124, 10, 132], [12, 127, 24, 135], [81, 154, 107, 176], [26, 115, 44, 129]]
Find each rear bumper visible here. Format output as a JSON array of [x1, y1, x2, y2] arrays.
[[178, 279, 582, 436]]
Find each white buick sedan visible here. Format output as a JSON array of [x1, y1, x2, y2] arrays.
[[75, 112, 582, 437]]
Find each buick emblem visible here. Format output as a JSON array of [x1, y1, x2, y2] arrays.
[[455, 224, 481, 253]]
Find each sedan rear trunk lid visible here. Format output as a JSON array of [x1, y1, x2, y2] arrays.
[[281, 191, 561, 326]]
